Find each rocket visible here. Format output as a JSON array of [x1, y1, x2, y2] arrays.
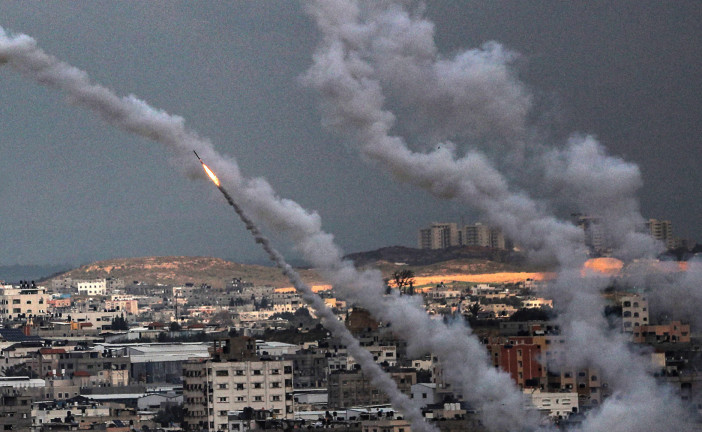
[[193, 150, 221, 187]]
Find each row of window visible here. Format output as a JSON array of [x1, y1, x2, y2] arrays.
[[215, 381, 282, 390], [213, 367, 291, 376], [215, 395, 282, 404]]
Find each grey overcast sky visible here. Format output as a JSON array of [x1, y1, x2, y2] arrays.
[[0, 1, 700, 266]]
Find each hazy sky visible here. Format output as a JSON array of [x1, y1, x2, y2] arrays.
[[0, 1, 700, 266]]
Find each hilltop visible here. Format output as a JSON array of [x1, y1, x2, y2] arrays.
[[45, 256, 325, 289], [42, 247, 545, 290]]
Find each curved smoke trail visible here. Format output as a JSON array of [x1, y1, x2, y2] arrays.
[[210, 179, 435, 431], [303, 1, 696, 431], [0, 23, 535, 430]]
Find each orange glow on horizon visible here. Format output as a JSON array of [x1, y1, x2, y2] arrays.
[[410, 272, 553, 286], [582, 257, 624, 276]]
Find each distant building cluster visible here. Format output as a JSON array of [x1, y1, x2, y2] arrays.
[[418, 222, 506, 250], [0, 261, 699, 431]]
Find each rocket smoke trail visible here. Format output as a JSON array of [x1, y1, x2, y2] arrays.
[[303, 1, 695, 431], [0, 24, 538, 432], [1, 7, 698, 430], [197, 155, 436, 432]]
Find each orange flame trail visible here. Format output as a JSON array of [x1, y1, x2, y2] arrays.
[[201, 162, 220, 187]]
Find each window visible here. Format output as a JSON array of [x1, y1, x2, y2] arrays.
[[218, 384, 228, 389], [218, 397, 228, 402], [236, 384, 245, 390], [253, 396, 263, 402], [215, 370, 229, 377], [253, 383, 262, 389], [271, 382, 281, 388], [253, 369, 262, 375], [271, 395, 281, 401]]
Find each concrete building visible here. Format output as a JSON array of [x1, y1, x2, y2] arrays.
[[182, 337, 294, 431], [633, 321, 691, 344], [463, 223, 505, 249], [646, 218, 675, 249], [0, 282, 51, 320], [463, 223, 491, 247], [76, 279, 107, 296], [411, 382, 441, 408], [284, 349, 328, 389], [327, 368, 415, 409], [487, 337, 544, 389], [0, 386, 32, 432], [418, 223, 461, 250], [620, 294, 649, 332], [525, 389, 579, 419]]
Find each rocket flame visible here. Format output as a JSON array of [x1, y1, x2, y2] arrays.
[[201, 162, 220, 187]]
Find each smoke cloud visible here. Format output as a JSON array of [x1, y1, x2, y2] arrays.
[[303, 0, 698, 430], [1, 23, 536, 430]]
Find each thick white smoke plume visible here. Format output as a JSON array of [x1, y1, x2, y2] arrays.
[[212, 184, 435, 431], [303, 0, 697, 431], [0, 23, 537, 430]]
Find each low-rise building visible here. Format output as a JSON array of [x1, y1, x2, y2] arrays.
[[0, 282, 51, 320]]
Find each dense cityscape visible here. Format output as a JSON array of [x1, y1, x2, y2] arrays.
[[0, 213, 699, 431]]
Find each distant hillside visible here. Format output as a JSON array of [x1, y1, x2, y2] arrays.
[[43, 247, 543, 291], [345, 245, 521, 267], [46, 256, 324, 289]]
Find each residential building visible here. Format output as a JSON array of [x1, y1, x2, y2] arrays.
[[0, 386, 32, 432], [182, 337, 294, 431], [327, 368, 415, 409], [525, 389, 579, 419], [487, 337, 544, 389], [418, 223, 461, 250], [620, 295, 649, 332], [463, 223, 506, 249], [0, 282, 51, 320], [646, 219, 675, 249], [76, 279, 107, 296], [633, 321, 691, 344]]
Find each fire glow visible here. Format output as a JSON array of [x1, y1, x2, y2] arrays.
[[202, 163, 220, 187]]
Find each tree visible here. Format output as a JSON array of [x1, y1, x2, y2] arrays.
[[468, 302, 482, 318], [392, 270, 415, 295], [169, 322, 182, 332], [111, 314, 129, 330]]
